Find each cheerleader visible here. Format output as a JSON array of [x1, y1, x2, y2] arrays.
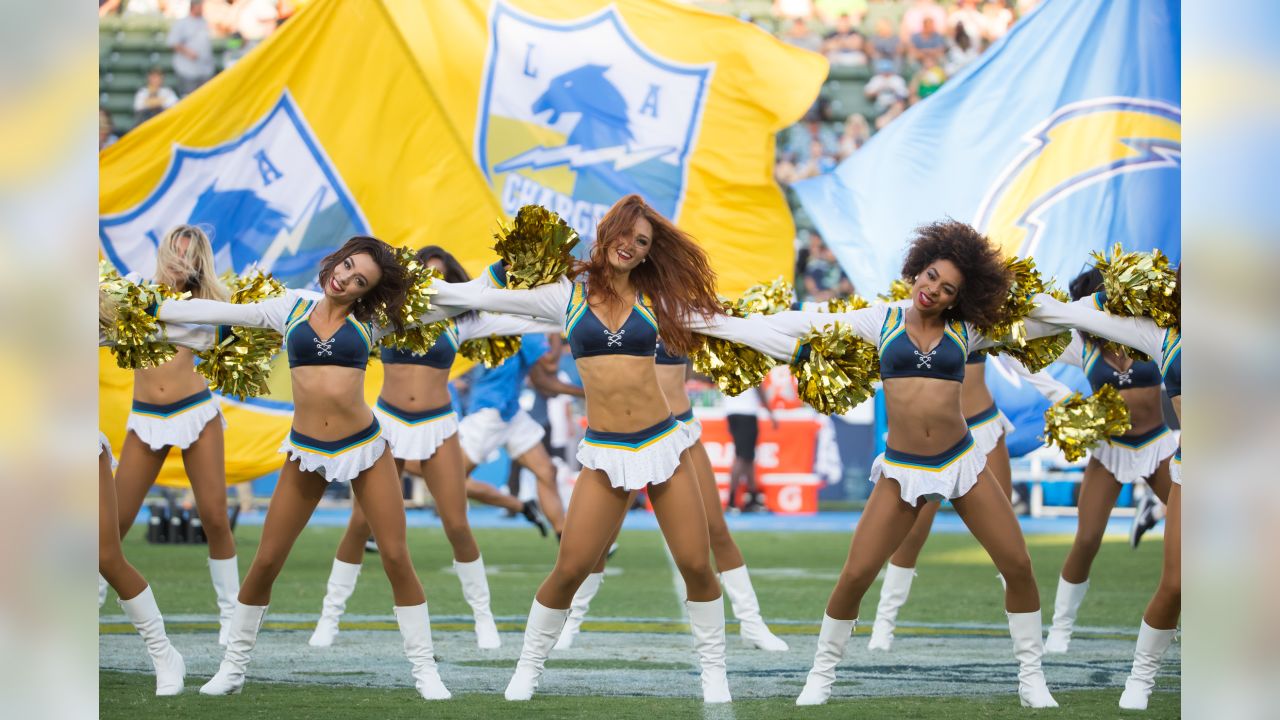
[[1026, 269, 1177, 655], [102, 225, 240, 646], [1030, 281, 1181, 711], [553, 343, 790, 652], [306, 246, 561, 651], [147, 236, 450, 699], [430, 194, 734, 703], [864, 345, 1020, 651], [97, 295, 218, 695], [695, 221, 1065, 707]]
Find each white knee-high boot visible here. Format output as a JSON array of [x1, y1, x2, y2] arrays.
[[555, 571, 603, 650], [455, 557, 500, 649], [796, 614, 856, 705], [1118, 621, 1176, 710], [118, 586, 185, 696], [505, 600, 569, 701], [208, 557, 240, 646], [98, 574, 108, 608], [1044, 577, 1089, 653], [687, 598, 732, 703], [867, 563, 914, 651], [200, 602, 268, 695], [395, 603, 452, 700], [308, 559, 361, 648], [1007, 610, 1059, 708], [720, 566, 788, 651]]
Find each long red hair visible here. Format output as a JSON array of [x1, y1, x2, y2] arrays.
[[572, 194, 720, 355]]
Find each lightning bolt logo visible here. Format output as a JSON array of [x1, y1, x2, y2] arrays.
[[974, 98, 1181, 258], [493, 144, 676, 173]]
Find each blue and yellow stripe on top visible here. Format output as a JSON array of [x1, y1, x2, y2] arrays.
[[486, 260, 508, 288], [942, 320, 968, 354], [563, 282, 590, 339], [284, 297, 312, 337], [879, 306, 967, 353], [1159, 327, 1180, 377], [582, 415, 681, 452], [1082, 341, 1103, 376], [633, 294, 658, 331], [345, 316, 375, 352]]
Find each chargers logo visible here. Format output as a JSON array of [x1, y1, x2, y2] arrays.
[[99, 91, 370, 292], [476, 2, 710, 245], [974, 98, 1181, 258]]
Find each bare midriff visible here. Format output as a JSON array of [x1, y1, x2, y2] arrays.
[[960, 360, 994, 418], [576, 355, 673, 432], [882, 376, 968, 455], [655, 362, 691, 417], [379, 364, 453, 411], [132, 347, 209, 404], [290, 365, 375, 439]]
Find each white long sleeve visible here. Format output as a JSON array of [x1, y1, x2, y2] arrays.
[[99, 322, 216, 351], [688, 314, 803, 362], [996, 355, 1074, 404], [457, 312, 563, 341], [156, 291, 309, 334], [431, 277, 571, 325], [1028, 293, 1167, 362]]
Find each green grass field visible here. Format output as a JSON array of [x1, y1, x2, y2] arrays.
[[100, 518, 1180, 718]]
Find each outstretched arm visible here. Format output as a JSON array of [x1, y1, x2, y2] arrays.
[[155, 292, 302, 334], [1025, 293, 1166, 360], [997, 355, 1074, 404], [431, 278, 571, 323]]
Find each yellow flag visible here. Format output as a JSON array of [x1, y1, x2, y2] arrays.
[[99, 0, 825, 486]]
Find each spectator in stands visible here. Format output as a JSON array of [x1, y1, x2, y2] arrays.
[[773, 0, 815, 20], [948, 0, 985, 44], [945, 23, 981, 76], [862, 0, 905, 34], [814, 0, 867, 26], [787, 118, 838, 162], [907, 16, 947, 66], [782, 17, 823, 54], [823, 14, 869, 67], [802, 239, 846, 302], [167, 0, 215, 96], [235, 0, 280, 50], [910, 54, 947, 103], [899, 0, 946, 42], [868, 17, 903, 70], [775, 151, 802, 186], [836, 113, 871, 160], [982, 0, 1015, 43], [100, 108, 119, 151], [875, 98, 906, 130], [798, 139, 837, 178], [864, 58, 908, 113], [133, 67, 180, 124]]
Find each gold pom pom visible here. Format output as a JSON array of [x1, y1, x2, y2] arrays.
[[690, 279, 794, 396], [736, 276, 794, 315], [791, 321, 880, 416], [877, 278, 912, 303], [460, 335, 523, 369], [1091, 243, 1180, 329], [99, 262, 188, 369], [493, 204, 580, 289], [194, 269, 287, 400], [379, 248, 443, 354], [825, 294, 871, 314], [1043, 384, 1132, 462]]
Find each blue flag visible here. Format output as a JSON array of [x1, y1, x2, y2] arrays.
[[794, 0, 1180, 457]]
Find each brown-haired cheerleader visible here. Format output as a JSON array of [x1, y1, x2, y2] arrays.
[[100, 225, 241, 646], [148, 236, 450, 700], [430, 194, 735, 703], [552, 342, 790, 653], [307, 245, 560, 651], [1030, 280, 1181, 711], [696, 221, 1066, 707]]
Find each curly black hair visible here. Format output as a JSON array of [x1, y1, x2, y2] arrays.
[[317, 236, 410, 330], [1069, 267, 1104, 301], [900, 220, 1012, 328]]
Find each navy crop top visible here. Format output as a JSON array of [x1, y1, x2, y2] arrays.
[[878, 306, 967, 382], [380, 320, 458, 369], [965, 351, 986, 365], [1160, 328, 1181, 398], [564, 282, 658, 360], [655, 340, 686, 365], [1082, 340, 1162, 393], [284, 297, 374, 370]]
